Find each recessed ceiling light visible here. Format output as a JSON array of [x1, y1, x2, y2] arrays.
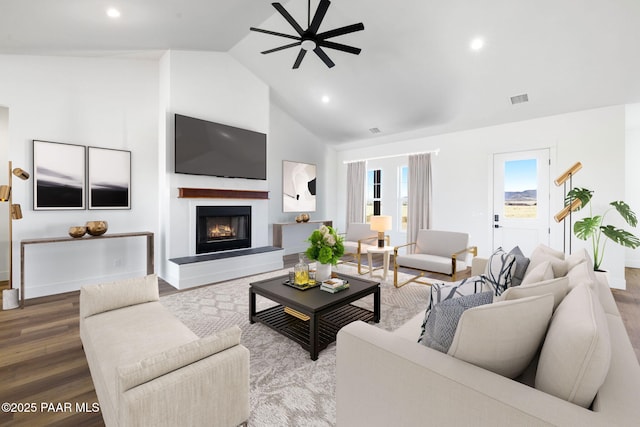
[[321, 95, 330, 104], [107, 8, 121, 18], [470, 37, 484, 51]]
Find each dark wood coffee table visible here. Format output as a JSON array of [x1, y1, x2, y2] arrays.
[[249, 273, 380, 360]]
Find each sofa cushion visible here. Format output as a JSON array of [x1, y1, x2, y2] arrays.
[[448, 294, 554, 379], [567, 259, 598, 291], [502, 276, 569, 311], [420, 291, 493, 353], [483, 247, 516, 295], [521, 261, 554, 285], [525, 244, 567, 278], [418, 276, 490, 343], [509, 246, 530, 286], [118, 325, 242, 392], [535, 283, 611, 408], [80, 274, 159, 319]]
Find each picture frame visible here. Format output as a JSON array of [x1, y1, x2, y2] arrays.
[[88, 147, 131, 210], [282, 160, 316, 212], [33, 140, 86, 210]]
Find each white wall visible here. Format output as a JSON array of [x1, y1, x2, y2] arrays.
[[335, 105, 628, 288], [267, 103, 335, 237], [0, 54, 159, 298], [158, 51, 271, 285], [626, 103, 640, 268], [0, 107, 8, 281]]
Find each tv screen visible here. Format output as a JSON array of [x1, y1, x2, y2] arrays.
[[174, 114, 267, 180]]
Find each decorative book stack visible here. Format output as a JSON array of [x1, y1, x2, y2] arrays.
[[321, 278, 350, 293]]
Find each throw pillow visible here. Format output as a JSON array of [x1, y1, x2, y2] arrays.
[[567, 260, 598, 291], [521, 261, 554, 285], [483, 247, 517, 295], [418, 276, 490, 343], [509, 246, 530, 287], [447, 294, 554, 379], [502, 276, 569, 311], [535, 284, 611, 408], [420, 291, 493, 353], [525, 244, 568, 278]]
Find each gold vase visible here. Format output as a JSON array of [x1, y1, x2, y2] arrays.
[[68, 226, 87, 238], [86, 221, 108, 236]]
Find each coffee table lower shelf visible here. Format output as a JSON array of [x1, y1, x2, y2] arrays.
[[253, 304, 374, 356]]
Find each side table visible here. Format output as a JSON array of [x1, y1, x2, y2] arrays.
[[366, 245, 394, 280]]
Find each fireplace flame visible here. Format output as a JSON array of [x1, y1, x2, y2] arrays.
[[208, 224, 236, 239]]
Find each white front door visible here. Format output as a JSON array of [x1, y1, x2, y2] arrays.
[[493, 149, 550, 255]]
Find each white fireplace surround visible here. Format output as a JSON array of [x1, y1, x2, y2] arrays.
[[164, 197, 282, 289]]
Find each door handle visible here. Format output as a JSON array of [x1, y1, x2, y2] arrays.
[[494, 224, 501, 228]]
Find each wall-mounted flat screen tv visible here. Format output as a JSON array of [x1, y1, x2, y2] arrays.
[[174, 114, 267, 180]]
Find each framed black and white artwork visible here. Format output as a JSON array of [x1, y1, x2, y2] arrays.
[[88, 147, 131, 210], [282, 160, 316, 212], [33, 140, 86, 210]]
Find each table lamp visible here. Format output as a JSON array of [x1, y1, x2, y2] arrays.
[[370, 215, 391, 248]]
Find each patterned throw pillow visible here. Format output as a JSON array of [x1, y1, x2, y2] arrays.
[[484, 247, 517, 296], [418, 275, 490, 343], [421, 291, 493, 353]]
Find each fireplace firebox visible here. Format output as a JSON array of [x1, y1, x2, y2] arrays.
[[196, 206, 251, 254]]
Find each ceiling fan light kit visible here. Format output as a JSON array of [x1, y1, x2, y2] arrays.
[[250, 0, 364, 69]]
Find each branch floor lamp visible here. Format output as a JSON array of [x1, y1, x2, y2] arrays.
[[0, 161, 30, 309]]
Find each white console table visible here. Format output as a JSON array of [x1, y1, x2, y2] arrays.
[[273, 220, 333, 255]]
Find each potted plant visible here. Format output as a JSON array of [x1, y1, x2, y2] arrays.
[[306, 225, 345, 281], [566, 187, 640, 270]]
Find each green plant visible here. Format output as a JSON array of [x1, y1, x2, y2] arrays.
[[566, 187, 640, 270], [306, 225, 345, 265]]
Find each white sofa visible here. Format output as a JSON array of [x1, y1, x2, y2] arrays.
[[337, 253, 640, 426], [80, 275, 249, 427]]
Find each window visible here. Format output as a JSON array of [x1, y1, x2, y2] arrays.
[[504, 159, 537, 219], [366, 169, 381, 221], [399, 166, 408, 231]]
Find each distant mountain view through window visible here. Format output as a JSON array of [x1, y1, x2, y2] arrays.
[[504, 159, 537, 219]]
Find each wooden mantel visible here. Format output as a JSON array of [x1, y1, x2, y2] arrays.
[[178, 188, 269, 200]]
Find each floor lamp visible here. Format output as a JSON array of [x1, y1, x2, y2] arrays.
[[553, 162, 582, 254], [0, 161, 30, 309]]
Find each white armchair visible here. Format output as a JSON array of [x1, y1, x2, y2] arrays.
[[341, 223, 388, 274], [393, 229, 477, 287]]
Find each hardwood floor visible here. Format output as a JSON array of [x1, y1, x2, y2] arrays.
[[1, 266, 639, 426]]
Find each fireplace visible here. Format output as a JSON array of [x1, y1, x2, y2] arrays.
[[196, 206, 251, 254]]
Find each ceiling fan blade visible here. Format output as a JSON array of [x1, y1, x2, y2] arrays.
[[250, 27, 300, 41], [317, 40, 361, 55], [272, 3, 305, 36], [293, 49, 307, 69], [313, 46, 335, 68], [262, 41, 301, 54], [317, 23, 364, 40], [309, 0, 331, 34]]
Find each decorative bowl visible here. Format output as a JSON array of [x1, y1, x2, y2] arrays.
[[68, 226, 87, 238], [301, 213, 310, 222], [86, 220, 108, 236], [295, 215, 303, 223]]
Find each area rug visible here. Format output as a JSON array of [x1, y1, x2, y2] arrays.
[[160, 264, 431, 426]]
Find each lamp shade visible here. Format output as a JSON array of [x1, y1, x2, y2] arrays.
[[554, 162, 582, 186], [0, 185, 10, 201], [554, 198, 582, 223], [12, 168, 29, 180], [370, 215, 392, 232]]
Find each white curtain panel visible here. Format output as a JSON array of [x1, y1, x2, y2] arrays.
[[407, 153, 432, 251], [346, 161, 366, 224]]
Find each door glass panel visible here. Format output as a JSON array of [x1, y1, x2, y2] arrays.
[[504, 159, 537, 219]]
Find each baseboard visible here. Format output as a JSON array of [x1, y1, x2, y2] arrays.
[[25, 270, 148, 299]]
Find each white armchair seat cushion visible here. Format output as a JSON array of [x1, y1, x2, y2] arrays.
[[343, 240, 375, 254], [396, 254, 467, 274]]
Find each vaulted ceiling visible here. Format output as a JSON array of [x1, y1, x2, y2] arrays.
[[1, 0, 640, 146]]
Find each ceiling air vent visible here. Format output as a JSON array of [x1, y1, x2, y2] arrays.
[[510, 93, 529, 105], [369, 127, 381, 134]]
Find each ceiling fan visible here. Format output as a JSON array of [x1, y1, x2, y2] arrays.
[[250, 0, 364, 69]]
